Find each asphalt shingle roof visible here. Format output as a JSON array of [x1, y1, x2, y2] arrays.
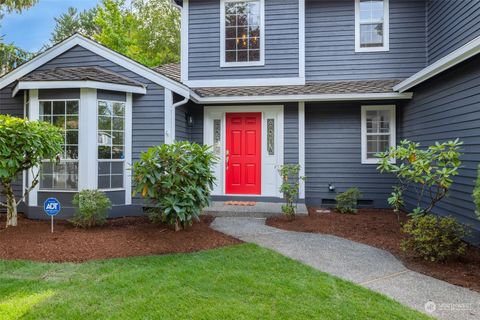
[[152, 63, 401, 98], [20, 67, 146, 88]]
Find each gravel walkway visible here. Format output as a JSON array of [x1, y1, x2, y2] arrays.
[[211, 217, 480, 320]]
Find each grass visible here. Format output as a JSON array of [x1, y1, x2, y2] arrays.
[[0, 244, 430, 320]]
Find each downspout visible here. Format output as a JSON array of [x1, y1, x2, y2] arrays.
[[168, 92, 189, 143]]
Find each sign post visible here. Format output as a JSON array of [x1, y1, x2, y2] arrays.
[[44, 198, 61, 233]]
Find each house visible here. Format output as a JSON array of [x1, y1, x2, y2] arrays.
[[0, 0, 479, 243]]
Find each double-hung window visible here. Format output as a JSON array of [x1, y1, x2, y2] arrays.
[[221, 0, 264, 67], [97, 100, 125, 190], [39, 100, 79, 190], [361, 105, 396, 164], [355, 0, 389, 52]]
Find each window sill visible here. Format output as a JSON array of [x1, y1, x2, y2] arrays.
[[355, 47, 390, 53], [38, 189, 78, 193], [220, 61, 265, 68]]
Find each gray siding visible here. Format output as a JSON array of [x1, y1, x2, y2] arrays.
[[175, 101, 203, 144], [427, 0, 480, 64], [305, 102, 397, 207], [188, 0, 299, 80], [305, 0, 427, 81], [284, 103, 299, 165], [39, 88, 80, 100], [401, 54, 480, 242]]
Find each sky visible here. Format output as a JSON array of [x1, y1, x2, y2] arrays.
[[1, 0, 100, 52]]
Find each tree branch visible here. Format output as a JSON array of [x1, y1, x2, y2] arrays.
[[15, 168, 40, 206]]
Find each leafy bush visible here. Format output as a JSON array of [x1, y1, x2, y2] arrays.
[[473, 164, 480, 219], [71, 190, 112, 228], [132, 141, 217, 230], [278, 164, 306, 218], [401, 214, 467, 262], [335, 188, 362, 214], [377, 139, 462, 215]]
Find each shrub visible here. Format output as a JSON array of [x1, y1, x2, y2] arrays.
[[71, 190, 112, 228], [278, 164, 306, 218], [473, 164, 480, 219], [377, 139, 462, 215], [335, 188, 362, 214], [132, 141, 217, 230], [401, 214, 467, 262]]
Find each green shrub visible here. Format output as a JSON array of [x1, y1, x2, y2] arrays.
[[335, 188, 362, 214], [71, 190, 112, 228], [278, 164, 306, 218], [401, 214, 467, 262], [132, 141, 217, 230], [473, 164, 480, 219]]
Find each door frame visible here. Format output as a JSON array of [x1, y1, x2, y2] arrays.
[[204, 105, 284, 197]]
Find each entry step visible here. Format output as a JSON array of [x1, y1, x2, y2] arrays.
[[204, 201, 308, 217]]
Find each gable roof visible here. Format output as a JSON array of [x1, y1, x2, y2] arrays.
[[153, 63, 181, 83], [0, 34, 190, 97]]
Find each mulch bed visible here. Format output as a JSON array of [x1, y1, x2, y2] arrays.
[[266, 208, 480, 293], [0, 214, 241, 263]]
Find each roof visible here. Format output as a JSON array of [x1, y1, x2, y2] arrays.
[[20, 67, 146, 88], [153, 63, 181, 83], [193, 79, 402, 98]]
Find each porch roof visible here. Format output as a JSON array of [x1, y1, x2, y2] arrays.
[[153, 63, 412, 103]]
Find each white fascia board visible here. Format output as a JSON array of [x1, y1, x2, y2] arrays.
[[191, 91, 413, 104], [394, 35, 480, 92], [0, 34, 190, 98], [13, 81, 147, 97], [185, 77, 306, 88]]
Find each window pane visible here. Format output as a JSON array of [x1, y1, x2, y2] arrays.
[[366, 110, 390, 133], [98, 175, 110, 189], [53, 115, 66, 128], [66, 116, 78, 129], [40, 174, 53, 189], [98, 146, 112, 159], [98, 162, 110, 175], [112, 118, 124, 131], [66, 131, 78, 145], [112, 132, 124, 145], [111, 175, 124, 189], [98, 101, 111, 116], [98, 116, 112, 131], [113, 103, 125, 116], [112, 146, 124, 159], [67, 101, 79, 114], [360, 23, 383, 47], [40, 101, 51, 115], [367, 134, 390, 158], [111, 162, 124, 174], [53, 101, 65, 114]]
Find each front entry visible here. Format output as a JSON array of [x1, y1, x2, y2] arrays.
[[225, 112, 262, 194]]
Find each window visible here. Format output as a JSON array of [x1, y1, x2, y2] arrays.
[[39, 100, 79, 190], [221, 0, 264, 67], [361, 105, 396, 164], [97, 100, 125, 189], [355, 0, 389, 52]]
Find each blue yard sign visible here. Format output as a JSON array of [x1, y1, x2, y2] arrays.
[[44, 198, 61, 216]]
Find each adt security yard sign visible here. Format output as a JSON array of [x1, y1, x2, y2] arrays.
[[44, 198, 61, 233]]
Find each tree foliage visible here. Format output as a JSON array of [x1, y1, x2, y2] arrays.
[[0, 115, 63, 227], [377, 139, 463, 216], [132, 142, 217, 230], [473, 164, 480, 219], [50, 0, 180, 67], [278, 164, 305, 218]]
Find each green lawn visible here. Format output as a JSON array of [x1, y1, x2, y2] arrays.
[[0, 244, 429, 320]]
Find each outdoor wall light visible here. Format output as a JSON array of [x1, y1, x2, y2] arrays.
[[328, 183, 336, 192], [186, 113, 194, 127]]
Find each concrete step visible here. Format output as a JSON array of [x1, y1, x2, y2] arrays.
[[204, 201, 308, 218]]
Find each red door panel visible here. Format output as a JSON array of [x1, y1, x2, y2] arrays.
[[226, 112, 261, 194]]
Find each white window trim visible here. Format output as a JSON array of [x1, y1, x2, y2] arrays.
[[220, 0, 265, 68], [354, 0, 390, 53], [361, 105, 396, 164]]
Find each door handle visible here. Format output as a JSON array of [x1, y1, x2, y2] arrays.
[[226, 149, 229, 170]]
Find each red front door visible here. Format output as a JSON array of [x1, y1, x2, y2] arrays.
[[226, 112, 261, 195]]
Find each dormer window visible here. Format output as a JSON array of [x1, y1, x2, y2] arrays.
[[355, 0, 389, 52], [221, 0, 265, 67]]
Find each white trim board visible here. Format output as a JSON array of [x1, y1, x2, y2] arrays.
[[299, 0, 305, 79], [298, 101, 305, 199], [204, 105, 284, 198], [180, 0, 189, 82], [394, 35, 480, 92], [13, 81, 146, 97], [185, 77, 306, 88], [0, 34, 190, 98], [191, 92, 413, 104]]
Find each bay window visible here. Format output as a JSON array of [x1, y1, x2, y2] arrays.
[[355, 0, 389, 52], [361, 105, 396, 164], [97, 100, 125, 190], [39, 100, 79, 190], [221, 0, 264, 66]]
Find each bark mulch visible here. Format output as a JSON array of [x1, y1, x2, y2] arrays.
[[266, 208, 480, 293], [0, 214, 242, 263]]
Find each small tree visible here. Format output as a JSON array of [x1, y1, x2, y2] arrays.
[[278, 164, 306, 218], [132, 142, 217, 230], [474, 164, 480, 219], [377, 139, 462, 215], [0, 115, 63, 227]]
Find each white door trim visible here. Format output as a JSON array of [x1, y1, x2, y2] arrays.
[[204, 105, 284, 198]]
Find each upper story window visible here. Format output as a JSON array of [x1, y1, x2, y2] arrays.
[[221, 0, 265, 67], [361, 105, 396, 164], [355, 0, 389, 52]]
